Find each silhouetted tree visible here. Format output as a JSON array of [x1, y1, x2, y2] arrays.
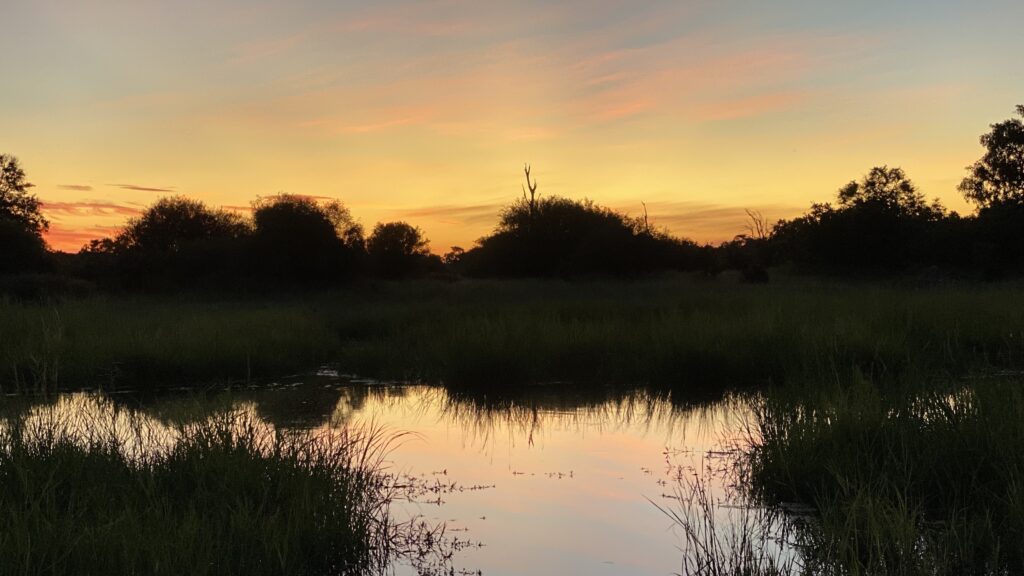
[[838, 166, 942, 218], [960, 105, 1024, 208], [721, 210, 774, 282], [0, 155, 47, 235], [955, 106, 1024, 275], [320, 199, 366, 252], [461, 165, 701, 277], [0, 155, 49, 274], [250, 195, 364, 285], [90, 197, 249, 288], [442, 246, 465, 266], [119, 196, 249, 253], [773, 167, 945, 273], [367, 221, 432, 278]]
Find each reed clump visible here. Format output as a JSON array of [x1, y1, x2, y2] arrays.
[[746, 379, 1024, 575], [0, 404, 399, 576]]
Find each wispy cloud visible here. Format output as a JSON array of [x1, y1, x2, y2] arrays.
[[57, 184, 94, 191], [395, 202, 504, 226], [42, 200, 143, 218], [109, 183, 176, 193], [691, 91, 808, 122], [613, 200, 804, 243], [204, 11, 855, 142], [229, 31, 311, 64], [43, 225, 122, 253]]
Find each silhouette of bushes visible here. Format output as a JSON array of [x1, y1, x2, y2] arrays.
[[456, 166, 703, 278], [959, 105, 1024, 208], [7, 104, 1024, 288], [767, 106, 1024, 277], [366, 221, 439, 279], [78, 196, 250, 290], [458, 196, 703, 277], [0, 155, 49, 275], [249, 195, 365, 286], [0, 217, 49, 275], [771, 167, 949, 274]]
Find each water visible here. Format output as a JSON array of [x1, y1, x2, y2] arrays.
[[2, 375, 759, 576]]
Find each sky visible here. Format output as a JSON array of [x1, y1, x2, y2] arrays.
[[2, 0, 1022, 253]]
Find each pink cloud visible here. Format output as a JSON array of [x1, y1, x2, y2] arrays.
[[44, 225, 122, 253], [691, 91, 808, 122], [42, 200, 143, 219]]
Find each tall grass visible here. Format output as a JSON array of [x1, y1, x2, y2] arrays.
[[2, 277, 1024, 391], [745, 379, 1024, 575], [0, 402, 400, 575], [653, 468, 798, 576]]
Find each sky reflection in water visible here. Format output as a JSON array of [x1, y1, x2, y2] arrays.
[[7, 378, 754, 575]]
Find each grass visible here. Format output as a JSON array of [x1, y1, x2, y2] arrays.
[[2, 276, 1024, 392], [742, 378, 1024, 575], [654, 468, 797, 576], [5, 276, 1024, 573], [0, 399, 400, 576]]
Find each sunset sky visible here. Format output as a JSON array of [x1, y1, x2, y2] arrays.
[[3, 0, 1022, 252]]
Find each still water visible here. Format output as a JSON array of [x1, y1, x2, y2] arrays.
[[6, 373, 759, 575]]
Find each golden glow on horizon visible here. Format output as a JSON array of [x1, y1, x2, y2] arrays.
[[3, 1, 1021, 252]]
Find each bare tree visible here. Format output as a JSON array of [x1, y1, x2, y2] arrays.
[[743, 209, 770, 241], [522, 163, 539, 230]]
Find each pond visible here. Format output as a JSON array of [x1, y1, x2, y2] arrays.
[[1, 372, 770, 575]]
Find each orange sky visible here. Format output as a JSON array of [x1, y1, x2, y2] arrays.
[[2, 0, 1022, 252]]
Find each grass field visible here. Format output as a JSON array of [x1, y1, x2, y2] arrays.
[[1, 276, 1023, 393]]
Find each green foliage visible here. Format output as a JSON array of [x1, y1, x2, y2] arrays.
[[748, 380, 1024, 574], [0, 406, 396, 575], [2, 278, 1024, 392]]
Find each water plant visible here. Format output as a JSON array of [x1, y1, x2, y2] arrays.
[[0, 399, 401, 576]]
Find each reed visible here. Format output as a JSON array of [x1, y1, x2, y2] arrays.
[[744, 379, 1024, 575], [2, 277, 1023, 392], [0, 401, 402, 575]]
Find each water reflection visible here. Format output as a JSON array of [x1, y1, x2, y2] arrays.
[[1, 376, 754, 576]]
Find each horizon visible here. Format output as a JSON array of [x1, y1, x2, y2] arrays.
[[4, 0, 1023, 252]]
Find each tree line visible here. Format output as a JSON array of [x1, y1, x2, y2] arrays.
[[1, 104, 1023, 292]]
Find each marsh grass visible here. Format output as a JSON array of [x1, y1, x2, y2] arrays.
[[745, 379, 1024, 575], [654, 468, 798, 576], [2, 277, 1024, 392], [0, 400, 403, 576]]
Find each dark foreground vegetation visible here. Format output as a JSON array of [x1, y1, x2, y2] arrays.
[[0, 404, 399, 576], [745, 378, 1024, 575], [2, 277, 1024, 394]]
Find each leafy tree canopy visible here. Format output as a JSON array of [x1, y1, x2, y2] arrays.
[[960, 105, 1024, 208], [118, 196, 248, 253], [836, 165, 943, 219], [0, 154, 48, 235], [367, 221, 429, 258]]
